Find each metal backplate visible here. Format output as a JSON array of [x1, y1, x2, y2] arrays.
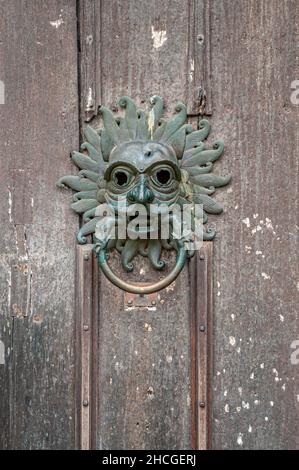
[[124, 290, 158, 309], [76, 243, 213, 450]]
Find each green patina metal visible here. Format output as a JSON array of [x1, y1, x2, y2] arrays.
[[57, 96, 231, 292]]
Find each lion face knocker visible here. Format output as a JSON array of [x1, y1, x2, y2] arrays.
[[57, 96, 231, 293]]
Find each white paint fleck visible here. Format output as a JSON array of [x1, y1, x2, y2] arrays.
[[251, 225, 262, 235], [238, 387, 242, 396], [166, 355, 173, 363], [254, 399, 260, 405], [237, 433, 243, 446], [256, 250, 263, 255], [272, 368, 278, 376], [227, 187, 233, 193], [265, 218, 276, 234], [234, 204, 239, 209], [224, 390, 228, 397], [231, 313, 235, 321], [140, 268, 145, 275], [50, 16, 64, 29], [224, 403, 230, 413], [261, 272, 271, 280], [0, 341, 4, 365], [114, 361, 123, 374], [134, 350, 138, 355], [242, 401, 250, 409], [189, 59, 194, 82], [217, 281, 221, 288], [8, 189, 12, 223], [296, 395, 299, 402], [166, 281, 175, 293], [216, 371, 221, 376], [217, 291, 221, 297], [86, 87, 94, 110], [245, 245, 252, 253], [279, 314, 284, 322], [242, 217, 250, 228], [236, 347, 241, 354], [270, 401, 274, 406], [248, 425, 252, 433], [282, 383, 286, 391], [250, 372, 255, 379], [265, 416, 269, 421], [7, 268, 11, 310], [260, 363, 265, 369], [253, 213, 258, 219], [151, 26, 167, 49], [236, 406, 241, 412], [229, 336, 236, 347]]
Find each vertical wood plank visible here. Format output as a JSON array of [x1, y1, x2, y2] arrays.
[[78, 0, 97, 123], [0, 0, 79, 449], [186, 0, 213, 115], [210, 0, 299, 449], [77, 0, 211, 450]]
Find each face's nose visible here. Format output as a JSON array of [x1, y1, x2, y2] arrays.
[[127, 174, 154, 204]]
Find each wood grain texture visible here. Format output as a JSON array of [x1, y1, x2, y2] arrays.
[[78, 0, 216, 450], [83, 0, 211, 114], [0, 0, 78, 449], [96, 252, 192, 450], [210, 0, 299, 449]]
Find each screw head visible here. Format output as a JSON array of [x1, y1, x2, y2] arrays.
[[82, 400, 89, 407], [151, 300, 156, 306], [199, 401, 206, 408], [200, 253, 205, 260], [83, 325, 89, 331], [84, 254, 89, 261], [127, 299, 133, 306], [197, 34, 204, 44], [199, 325, 205, 332]]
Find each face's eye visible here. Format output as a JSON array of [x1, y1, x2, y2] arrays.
[[111, 168, 134, 188], [151, 166, 175, 187]]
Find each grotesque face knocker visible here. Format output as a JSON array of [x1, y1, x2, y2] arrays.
[[57, 96, 230, 293]]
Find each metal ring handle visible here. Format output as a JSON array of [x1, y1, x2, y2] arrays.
[[97, 243, 187, 294]]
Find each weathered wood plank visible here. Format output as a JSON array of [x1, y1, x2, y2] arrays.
[[96, 252, 192, 450], [186, 0, 212, 115], [210, 0, 299, 449], [83, 0, 211, 114], [0, 0, 79, 449], [78, 0, 212, 450]]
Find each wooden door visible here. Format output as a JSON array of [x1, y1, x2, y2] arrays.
[[0, 0, 298, 450]]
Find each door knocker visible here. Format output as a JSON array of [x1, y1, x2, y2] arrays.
[[57, 96, 230, 293]]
